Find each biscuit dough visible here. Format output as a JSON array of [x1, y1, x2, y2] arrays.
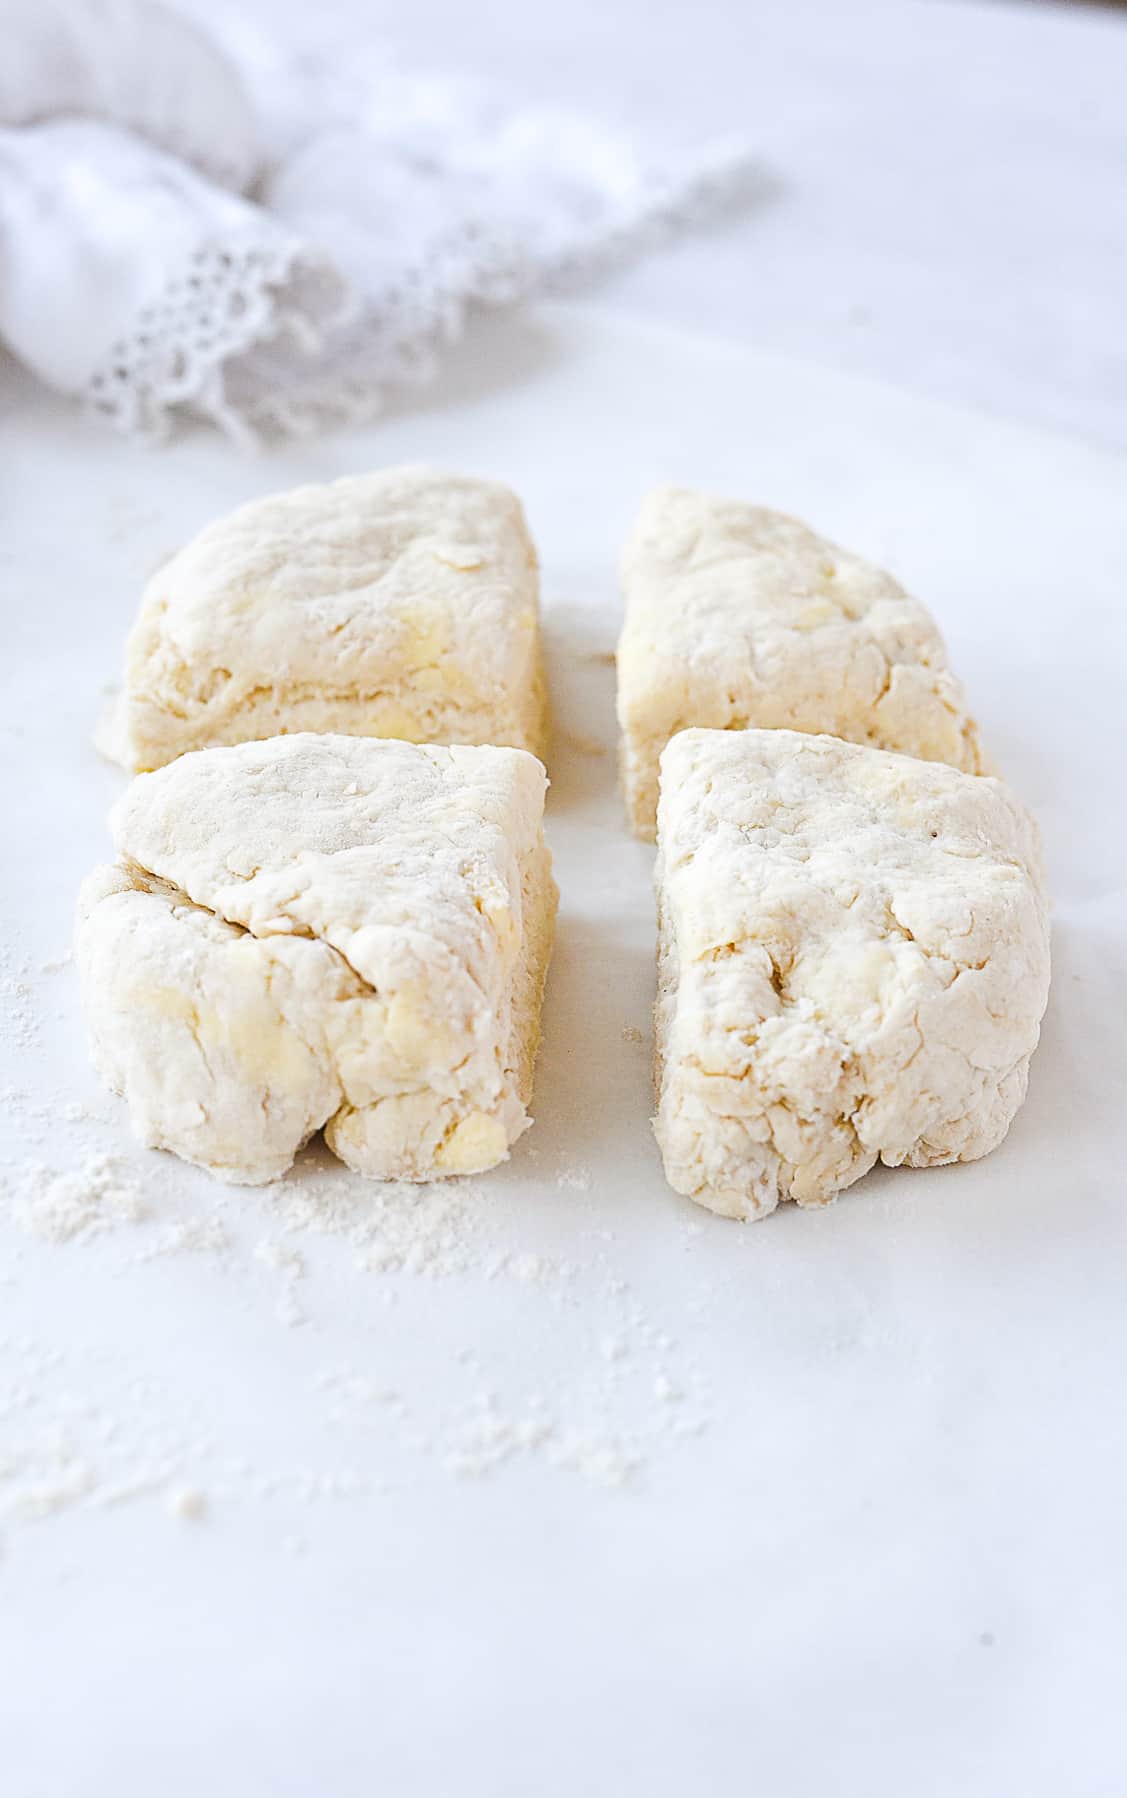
[[654, 728, 1049, 1220], [77, 735, 557, 1184], [103, 467, 547, 772], [617, 487, 986, 837]]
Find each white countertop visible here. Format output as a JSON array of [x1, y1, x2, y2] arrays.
[[4, 4, 1127, 1791], [3, 306, 1126, 1798]]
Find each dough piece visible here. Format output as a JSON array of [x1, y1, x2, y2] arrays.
[[654, 728, 1049, 1220], [103, 467, 547, 772], [77, 735, 557, 1184], [616, 487, 986, 837]]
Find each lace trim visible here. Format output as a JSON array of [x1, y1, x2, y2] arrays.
[[81, 140, 758, 444], [83, 239, 350, 444], [222, 219, 531, 437]]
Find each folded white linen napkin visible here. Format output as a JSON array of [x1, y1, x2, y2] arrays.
[[0, 0, 756, 441]]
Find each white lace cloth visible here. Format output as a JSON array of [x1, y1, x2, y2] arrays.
[[0, 0, 756, 441]]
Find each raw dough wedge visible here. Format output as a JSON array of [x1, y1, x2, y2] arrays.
[[103, 467, 547, 772], [77, 735, 557, 1185], [617, 486, 986, 837], [654, 728, 1049, 1221]]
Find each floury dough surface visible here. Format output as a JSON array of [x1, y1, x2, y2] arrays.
[[653, 729, 1049, 1220], [76, 735, 557, 1184], [104, 467, 547, 772], [616, 486, 986, 837]]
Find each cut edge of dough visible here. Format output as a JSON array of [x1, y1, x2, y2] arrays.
[[324, 838, 558, 1181]]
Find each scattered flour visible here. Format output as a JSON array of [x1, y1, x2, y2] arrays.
[[440, 1400, 642, 1490], [0, 961, 37, 1050], [556, 1165, 592, 1192], [0, 963, 716, 1544], [0, 1154, 149, 1242], [139, 1215, 232, 1261], [266, 1166, 488, 1281], [0, 1432, 97, 1524], [545, 1432, 641, 1489], [254, 1237, 307, 1327], [442, 1396, 555, 1479], [501, 1250, 549, 1284]]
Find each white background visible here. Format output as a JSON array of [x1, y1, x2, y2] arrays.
[[180, 0, 1127, 445], [3, 3, 1127, 1794]]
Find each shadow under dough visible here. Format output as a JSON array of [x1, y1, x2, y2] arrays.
[[541, 607, 619, 818], [378, 311, 571, 420], [528, 914, 658, 1174]]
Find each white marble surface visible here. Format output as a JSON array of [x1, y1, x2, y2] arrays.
[[185, 0, 1127, 449], [2, 308, 1126, 1798], [4, 6, 1127, 1790]]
